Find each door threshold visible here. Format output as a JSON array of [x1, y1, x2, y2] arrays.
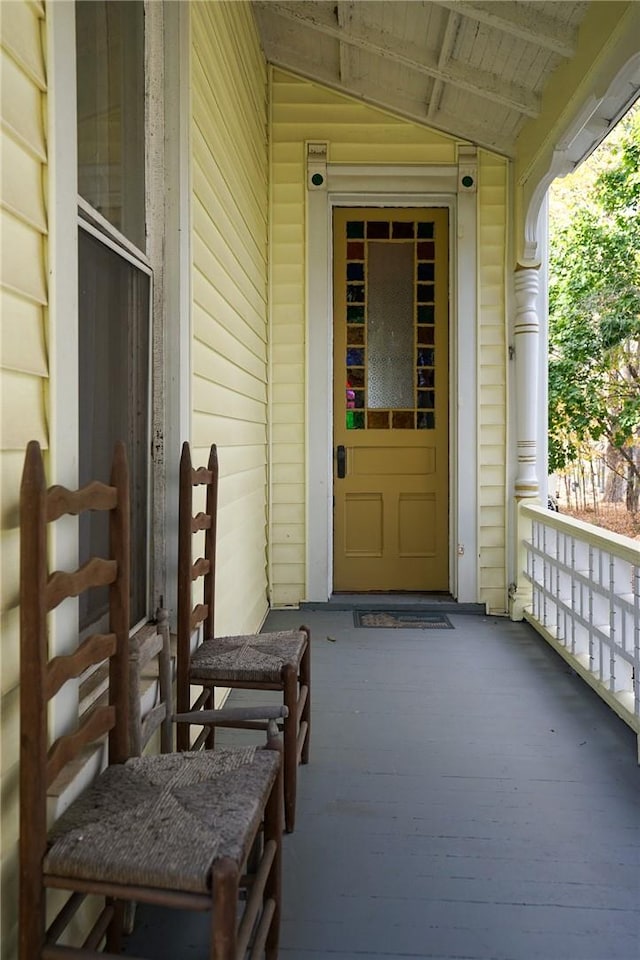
[[302, 594, 485, 615]]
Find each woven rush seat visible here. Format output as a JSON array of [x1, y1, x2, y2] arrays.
[[189, 630, 308, 685], [45, 748, 279, 894]]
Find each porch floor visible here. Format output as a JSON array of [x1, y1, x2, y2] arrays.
[[123, 606, 640, 960]]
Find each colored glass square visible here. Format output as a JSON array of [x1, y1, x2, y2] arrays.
[[392, 411, 415, 429], [347, 284, 365, 303], [347, 325, 365, 346], [417, 368, 434, 388], [417, 390, 435, 409], [418, 262, 434, 282], [346, 221, 364, 239], [347, 305, 365, 323], [347, 262, 364, 281], [417, 222, 434, 239], [367, 221, 389, 239], [392, 221, 414, 239], [417, 241, 435, 259], [417, 412, 436, 429], [367, 411, 390, 428], [347, 411, 365, 429], [417, 348, 435, 367], [417, 283, 435, 302], [417, 325, 435, 346]]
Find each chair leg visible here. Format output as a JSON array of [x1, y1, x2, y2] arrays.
[[105, 899, 125, 952], [205, 687, 216, 750], [264, 739, 283, 960], [300, 627, 311, 765], [282, 663, 298, 833], [211, 858, 239, 960]]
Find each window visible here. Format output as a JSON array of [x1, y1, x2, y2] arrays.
[[76, 0, 150, 630]]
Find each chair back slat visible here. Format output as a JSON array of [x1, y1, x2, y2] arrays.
[[191, 557, 210, 580], [46, 480, 117, 522], [192, 512, 212, 532], [191, 603, 208, 632], [47, 633, 117, 700], [192, 465, 214, 485], [45, 558, 117, 611], [47, 705, 116, 787]]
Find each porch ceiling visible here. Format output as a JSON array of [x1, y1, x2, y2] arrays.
[[252, 0, 591, 156]]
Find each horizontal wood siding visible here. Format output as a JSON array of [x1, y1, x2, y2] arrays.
[[478, 151, 508, 613], [190, 1, 269, 635], [270, 69, 458, 605], [0, 2, 48, 955]]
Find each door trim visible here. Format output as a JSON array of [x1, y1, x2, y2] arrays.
[[305, 165, 478, 602]]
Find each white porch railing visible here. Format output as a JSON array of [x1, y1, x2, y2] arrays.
[[515, 502, 640, 760]]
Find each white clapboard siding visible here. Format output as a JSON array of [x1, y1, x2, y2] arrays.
[[190, 1, 269, 638], [0, 3, 48, 956], [477, 151, 508, 613]]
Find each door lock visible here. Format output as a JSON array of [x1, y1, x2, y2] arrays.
[[336, 445, 346, 479]]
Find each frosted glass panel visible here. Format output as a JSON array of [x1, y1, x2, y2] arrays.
[[367, 243, 413, 408]]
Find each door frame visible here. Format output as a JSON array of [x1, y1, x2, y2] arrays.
[[305, 163, 478, 602]]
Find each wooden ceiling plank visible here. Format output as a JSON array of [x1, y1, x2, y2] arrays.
[[258, 1, 539, 117], [434, 0, 577, 59]]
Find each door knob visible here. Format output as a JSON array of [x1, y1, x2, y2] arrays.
[[336, 445, 346, 479]]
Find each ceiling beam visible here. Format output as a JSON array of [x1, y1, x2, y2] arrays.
[[258, 2, 539, 117], [335, 2, 355, 86], [434, 1, 577, 58], [428, 7, 459, 119]]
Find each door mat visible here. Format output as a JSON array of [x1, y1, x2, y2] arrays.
[[354, 610, 453, 629]]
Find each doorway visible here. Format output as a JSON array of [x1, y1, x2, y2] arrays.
[[332, 207, 449, 591]]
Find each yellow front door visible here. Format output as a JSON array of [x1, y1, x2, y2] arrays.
[[333, 208, 449, 591]]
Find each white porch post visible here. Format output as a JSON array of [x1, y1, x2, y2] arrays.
[[513, 265, 541, 500], [510, 264, 541, 619]]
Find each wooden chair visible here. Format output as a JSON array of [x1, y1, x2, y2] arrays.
[[176, 442, 311, 833], [19, 440, 283, 960]]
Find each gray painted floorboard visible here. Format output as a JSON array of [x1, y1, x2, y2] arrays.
[[123, 609, 640, 960]]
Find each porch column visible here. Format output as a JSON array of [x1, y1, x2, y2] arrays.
[[513, 265, 541, 500]]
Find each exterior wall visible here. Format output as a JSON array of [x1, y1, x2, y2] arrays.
[[190, 2, 270, 634], [0, 2, 48, 954], [477, 151, 509, 614], [270, 68, 509, 610]]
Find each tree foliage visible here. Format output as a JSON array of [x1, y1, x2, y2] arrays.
[[548, 105, 640, 509]]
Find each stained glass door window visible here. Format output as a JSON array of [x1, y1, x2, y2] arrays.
[[344, 218, 441, 430]]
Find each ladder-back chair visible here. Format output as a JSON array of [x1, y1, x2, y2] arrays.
[[176, 442, 311, 832], [19, 440, 283, 960]]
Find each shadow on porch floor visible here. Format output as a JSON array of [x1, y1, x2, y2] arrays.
[[123, 607, 640, 960]]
